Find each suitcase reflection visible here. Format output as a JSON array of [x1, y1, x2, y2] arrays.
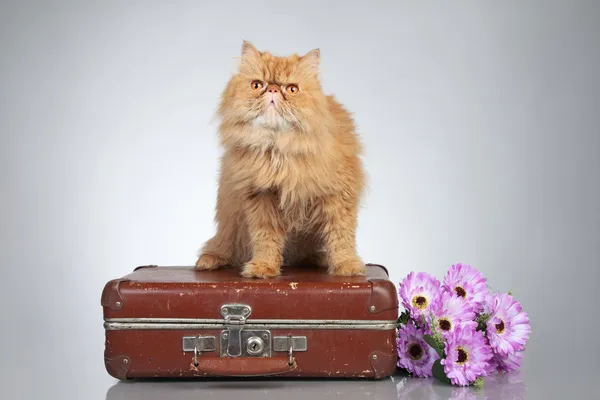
[[106, 378, 398, 400], [106, 371, 524, 400]]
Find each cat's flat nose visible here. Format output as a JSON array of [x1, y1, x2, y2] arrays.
[[266, 84, 280, 93]]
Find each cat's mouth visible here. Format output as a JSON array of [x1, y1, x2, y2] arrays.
[[264, 101, 281, 115], [254, 104, 291, 130]]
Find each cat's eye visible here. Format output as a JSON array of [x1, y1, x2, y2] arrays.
[[286, 84, 299, 94], [251, 80, 264, 90]]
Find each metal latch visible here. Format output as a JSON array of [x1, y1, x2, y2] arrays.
[[182, 335, 216, 366], [219, 303, 272, 358], [220, 304, 251, 357], [273, 336, 308, 352], [182, 335, 216, 352], [183, 304, 308, 361]]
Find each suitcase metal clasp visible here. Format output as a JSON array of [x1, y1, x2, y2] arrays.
[[219, 303, 272, 358], [181, 335, 216, 365], [221, 304, 249, 357]]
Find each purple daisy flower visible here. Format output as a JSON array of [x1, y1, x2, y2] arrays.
[[397, 322, 440, 377], [399, 272, 442, 322], [431, 291, 476, 337], [495, 351, 524, 373], [442, 263, 488, 312], [441, 322, 493, 386], [483, 292, 531, 356]]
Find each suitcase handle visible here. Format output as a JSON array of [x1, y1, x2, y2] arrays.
[[191, 357, 297, 377]]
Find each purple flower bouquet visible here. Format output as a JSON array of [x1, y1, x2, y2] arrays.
[[396, 263, 531, 387]]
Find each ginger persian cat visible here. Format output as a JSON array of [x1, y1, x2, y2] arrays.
[[195, 41, 366, 278]]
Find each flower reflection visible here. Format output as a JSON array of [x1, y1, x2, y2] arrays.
[[396, 372, 525, 400], [483, 372, 526, 400], [396, 376, 440, 399], [449, 386, 479, 400]]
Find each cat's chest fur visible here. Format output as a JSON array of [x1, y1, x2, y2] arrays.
[[240, 148, 336, 203]]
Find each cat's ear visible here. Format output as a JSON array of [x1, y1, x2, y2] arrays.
[[238, 40, 262, 75], [241, 40, 261, 60], [299, 49, 320, 74]]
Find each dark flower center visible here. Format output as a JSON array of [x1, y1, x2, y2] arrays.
[[411, 295, 428, 310], [408, 343, 424, 360], [438, 318, 452, 331], [454, 286, 466, 298], [495, 320, 505, 334], [456, 347, 468, 365]]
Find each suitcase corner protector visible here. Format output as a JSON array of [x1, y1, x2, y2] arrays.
[[105, 355, 131, 380], [369, 350, 397, 379], [101, 278, 127, 311], [367, 278, 399, 315]]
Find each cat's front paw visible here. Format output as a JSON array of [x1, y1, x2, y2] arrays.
[[330, 258, 366, 276], [241, 260, 281, 279], [195, 254, 228, 270]]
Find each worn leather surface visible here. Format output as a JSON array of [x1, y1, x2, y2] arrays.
[[102, 264, 398, 321], [102, 263, 398, 379], [104, 329, 397, 379]]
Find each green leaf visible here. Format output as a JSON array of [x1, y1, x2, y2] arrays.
[[476, 313, 490, 332], [397, 311, 410, 328], [423, 334, 444, 358], [472, 377, 484, 389], [432, 359, 452, 385]]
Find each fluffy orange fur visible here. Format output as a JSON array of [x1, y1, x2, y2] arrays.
[[195, 41, 366, 278]]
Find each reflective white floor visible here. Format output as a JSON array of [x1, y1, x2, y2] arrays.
[[4, 316, 593, 400], [102, 369, 591, 400]]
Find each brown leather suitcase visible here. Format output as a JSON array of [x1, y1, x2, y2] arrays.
[[102, 263, 398, 380]]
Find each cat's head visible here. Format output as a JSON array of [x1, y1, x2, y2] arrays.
[[217, 42, 330, 144]]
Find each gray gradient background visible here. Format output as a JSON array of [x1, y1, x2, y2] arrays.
[[1, 1, 599, 399]]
